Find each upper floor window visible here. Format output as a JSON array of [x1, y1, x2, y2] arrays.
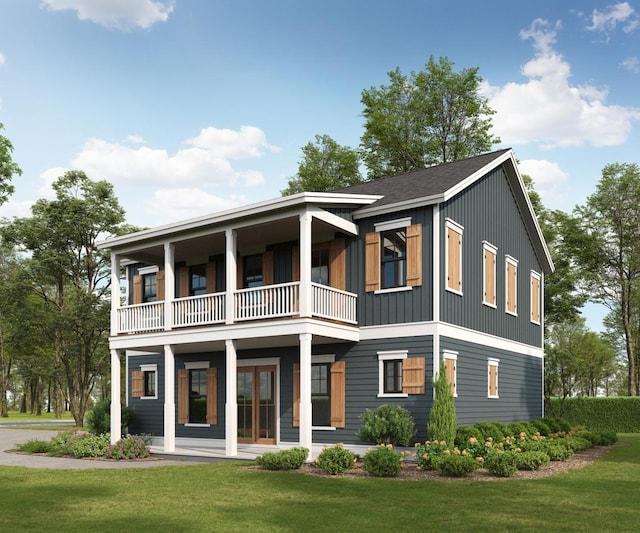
[[312, 247, 330, 286], [445, 219, 463, 295], [483, 242, 497, 308], [366, 219, 422, 292], [505, 255, 518, 316], [190, 264, 207, 296], [244, 254, 263, 288], [530, 271, 541, 324], [142, 273, 157, 302]]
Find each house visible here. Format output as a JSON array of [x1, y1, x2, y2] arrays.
[[97, 148, 553, 458]]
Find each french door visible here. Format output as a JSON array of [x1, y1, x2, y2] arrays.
[[237, 366, 277, 444]]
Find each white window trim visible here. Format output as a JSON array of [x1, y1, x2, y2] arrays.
[[505, 255, 518, 317], [442, 350, 458, 398], [140, 364, 158, 400], [530, 270, 541, 325], [445, 218, 463, 296], [374, 285, 413, 295], [311, 354, 335, 429], [482, 241, 497, 309], [374, 217, 412, 232], [138, 265, 159, 275], [377, 350, 409, 398], [184, 361, 210, 427], [488, 358, 500, 399]]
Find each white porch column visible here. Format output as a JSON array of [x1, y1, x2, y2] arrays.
[[163, 344, 176, 452], [299, 333, 313, 454], [110, 349, 122, 444], [225, 229, 237, 325], [225, 339, 238, 456], [164, 243, 175, 331], [299, 212, 312, 317], [110, 252, 120, 336]]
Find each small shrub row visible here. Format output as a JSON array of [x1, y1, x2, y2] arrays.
[[256, 447, 308, 470], [362, 444, 406, 477], [315, 443, 356, 475], [105, 436, 150, 460]]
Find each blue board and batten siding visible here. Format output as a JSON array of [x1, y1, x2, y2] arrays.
[[441, 167, 543, 347], [127, 353, 164, 436]]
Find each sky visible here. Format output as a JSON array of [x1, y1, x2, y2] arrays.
[[0, 0, 639, 331]]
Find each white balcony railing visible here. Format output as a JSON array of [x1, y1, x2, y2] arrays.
[[173, 293, 226, 327], [115, 283, 357, 333]]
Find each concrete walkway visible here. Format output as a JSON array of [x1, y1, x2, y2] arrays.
[[0, 428, 205, 469]]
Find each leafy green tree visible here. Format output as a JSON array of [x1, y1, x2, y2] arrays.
[[0, 122, 22, 206], [427, 362, 456, 444], [1, 170, 128, 424], [562, 163, 640, 396], [360, 56, 500, 179], [281, 134, 362, 195]]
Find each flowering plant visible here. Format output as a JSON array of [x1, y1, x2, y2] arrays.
[[414, 439, 450, 470], [105, 436, 150, 460]]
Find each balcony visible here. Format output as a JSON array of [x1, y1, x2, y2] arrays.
[[115, 282, 357, 335]]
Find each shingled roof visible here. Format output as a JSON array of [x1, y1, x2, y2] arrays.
[[336, 148, 512, 209]]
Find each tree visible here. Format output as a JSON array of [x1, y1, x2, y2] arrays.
[[1, 170, 128, 424], [360, 56, 500, 179], [0, 122, 22, 206], [563, 163, 640, 395], [427, 362, 456, 444], [281, 134, 363, 195]]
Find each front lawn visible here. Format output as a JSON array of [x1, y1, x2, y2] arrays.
[[0, 434, 638, 532]]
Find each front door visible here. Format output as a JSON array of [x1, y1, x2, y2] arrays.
[[237, 366, 276, 444]]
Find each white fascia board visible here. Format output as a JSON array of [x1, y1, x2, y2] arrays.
[[97, 192, 381, 250], [308, 206, 358, 235], [352, 193, 443, 220]]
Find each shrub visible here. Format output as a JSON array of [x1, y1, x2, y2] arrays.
[[362, 444, 404, 477], [462, 436, 489, 459], [432, 453, 480, 477], [427, 363, 456, 444], [49, 429, 80, 456], [414, 440, 451, 470], [485, 451, 519, 477], [105, 436, 150, 460], [454, 425, 483, 447], [530, 419, 552, 436], [595, 430, 618, 446], [315, 444, 356, 475], [545, 443, 574, 461], [357, 404, 417, 446], [564, 436, 592, 452], [522, 422, 540, 436], [69, 433, 111, 458], [15, 439, 53, 454], [85, 398, 137, 437], [507, 422, 528, 437], [548, 397, 640, 432], [517, 451, 550, 471], [474, 422, 505, 441], [255, 447, 308, 470]]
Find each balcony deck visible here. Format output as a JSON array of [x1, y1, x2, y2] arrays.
[[116, 282, 357, 335]]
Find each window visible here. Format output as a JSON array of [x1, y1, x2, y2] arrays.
[[488, 359, 499, 399], [530, 271, 541, 324], [178, 362, 217, 425], [311, 363, 331, 426], [483, 242, 497, 307], [190, 264, 207, 296], [132, 265, 162, 304], [131, 364, 157, 399], [445, 219, 463, 295], [505, 256, 518, 315], [311, 247, 330, 285], [243, 254, 263, 288], [442, 351, 457, 397], [365, 220, 422, 292], [377, 351, 425, 397], [142, 273, 157, 302]]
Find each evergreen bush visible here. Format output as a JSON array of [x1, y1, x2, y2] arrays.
[[485, 451, 519, 477], [315, 444, 356, 475], [516, 451, 550, 471], [454, 425, 483, 447], [432, 453, 480, 477], [362, 444, 404, 477], [427, 363, 456, 444], [357, 404, 417, 446], [85, 398, 137, 436], [255, 448, 309, 470]]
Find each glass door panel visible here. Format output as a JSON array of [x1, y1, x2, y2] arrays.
[[237, 366, 276, 444], [237, 370, 253, 442]]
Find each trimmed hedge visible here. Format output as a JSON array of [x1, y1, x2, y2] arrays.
[[549, 397, 640, 432]]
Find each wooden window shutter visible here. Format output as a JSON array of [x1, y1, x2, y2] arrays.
[[329, 238, 346, 291], [365, 231, 380, 292], [206, 367, 217, 425], [489, 365, 497, 397], [179, 266, 189, 298], [133, 274, 143, 304], [444, 358, 456, 395], [156, 270, 165, 301], [131, 370, 144, 398], [506, 261, 517, 313], [292, 245, 300, 282], [406, 224, 422, 287], [484, 248, 496, 305], [263, 250, 274, 286], [178, 369, 189, 424], [447, 226, 462, 291], [330, 361, 346, 428], [402, 357, 425, 394], [292, 363, 300, 427], [531, 275, 540, 322], [206, 261, 216, 293]]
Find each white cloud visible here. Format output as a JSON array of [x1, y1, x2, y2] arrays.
[[41, 0, 174, 30], [0, 51, 5, 67], [68, 125, 277, 188], [518, 159, 569, 208], [587, 2, 639, 36], [38, 166, 70, 198], [124, 134, 145, 144], [484, 18, 640, 148], [146, 188, 241, 222], [621, 56, 640, 73], [0, 200, 35, 220]]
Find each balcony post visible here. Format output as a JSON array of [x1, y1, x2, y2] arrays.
[[225, 229, 237, 325], [110, 252, 120, 336], [164, 242, 175, 331], [299, 212, 312, 317]]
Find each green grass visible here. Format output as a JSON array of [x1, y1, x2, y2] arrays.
[[0, 410, 79, 430], [1, 435, 639, 532]]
